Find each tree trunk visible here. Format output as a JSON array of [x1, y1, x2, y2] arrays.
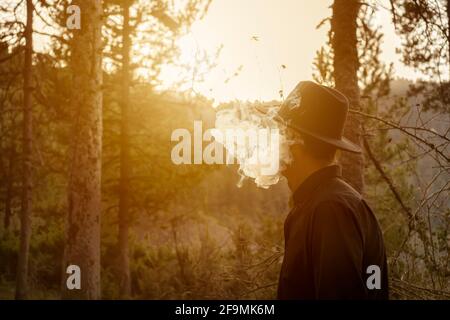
[[15, 0, 33, 300], [331, 0, 364, 193], [4, 145, 15, 230], [62, 0, 103, 300], [118, 0, 132, 298], [447, 0, 450, 78]]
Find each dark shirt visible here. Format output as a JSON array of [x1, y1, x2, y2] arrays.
[[278, 165, 389, 299]]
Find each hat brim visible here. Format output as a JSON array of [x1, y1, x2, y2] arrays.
[[254, 105, 362, 154]]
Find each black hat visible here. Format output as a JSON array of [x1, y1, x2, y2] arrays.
[[257, 81, 361, 153]]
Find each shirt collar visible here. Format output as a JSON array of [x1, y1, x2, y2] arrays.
[[292, 165, 341, 204]]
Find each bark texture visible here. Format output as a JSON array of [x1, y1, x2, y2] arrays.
[[4, 145, 15, 230], [118, 0, 132, 298], [331, 0, 364, 193], [62, 0, 103, 300], [15, 0, 33, 300]]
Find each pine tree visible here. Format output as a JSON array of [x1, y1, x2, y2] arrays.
[[15, 0, 34, 300], [330, 0, 364, 193], [103, 0, 211, 298], [62, 0, 103, 300], [390, 0, 450, 112]]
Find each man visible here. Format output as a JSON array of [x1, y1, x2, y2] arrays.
[[268, 81, 389, 299]]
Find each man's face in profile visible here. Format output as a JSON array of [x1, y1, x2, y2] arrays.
[[281, 131, 303, 180]]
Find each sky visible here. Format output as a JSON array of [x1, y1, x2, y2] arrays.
[[29, 0, 423, 104], [158, 0, 423, 104]]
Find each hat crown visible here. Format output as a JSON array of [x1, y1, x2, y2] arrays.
[[279, 81, 349, 142]]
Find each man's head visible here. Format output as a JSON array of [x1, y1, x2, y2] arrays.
[[261, 81, 360, 189]]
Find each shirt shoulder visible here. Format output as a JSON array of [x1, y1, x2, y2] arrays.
[[313, 177, 363, 209]]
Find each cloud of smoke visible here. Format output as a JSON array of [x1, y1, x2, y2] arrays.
[[212, 103, 296, 189]]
